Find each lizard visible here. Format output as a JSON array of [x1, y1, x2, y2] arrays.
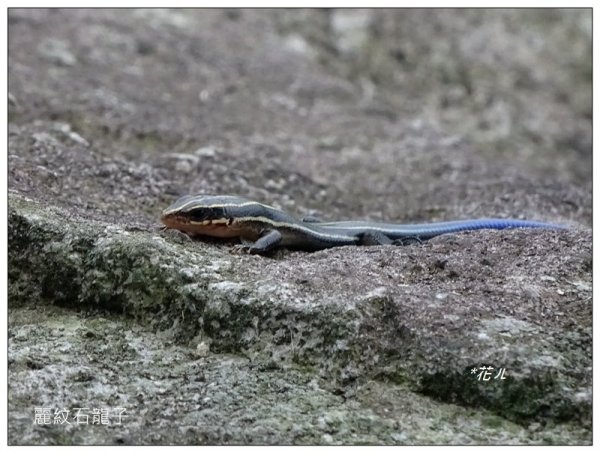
[[160, 194, 564, 254]]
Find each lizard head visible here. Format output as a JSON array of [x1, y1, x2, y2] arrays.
[[160, 194, 256, 238]]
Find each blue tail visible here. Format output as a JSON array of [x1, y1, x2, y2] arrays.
[[400, 218, 565, 240]]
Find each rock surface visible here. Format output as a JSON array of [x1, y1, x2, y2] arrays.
[[8, 9, 591, 445]]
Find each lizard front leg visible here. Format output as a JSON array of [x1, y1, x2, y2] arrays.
[[233, 230, 283, 255]]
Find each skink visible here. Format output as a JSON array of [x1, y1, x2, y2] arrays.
[[160, 194, 565, 254]]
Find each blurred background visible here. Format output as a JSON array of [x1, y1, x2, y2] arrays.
[[8, 9, 591, 224]]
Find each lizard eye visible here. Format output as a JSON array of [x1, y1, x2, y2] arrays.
[[186, 208, 208, 222], [187, 207, 226, 222]]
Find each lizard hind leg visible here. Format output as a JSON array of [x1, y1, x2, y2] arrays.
[[392, 236, 423, 246], [358, 231, 394, 246]]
